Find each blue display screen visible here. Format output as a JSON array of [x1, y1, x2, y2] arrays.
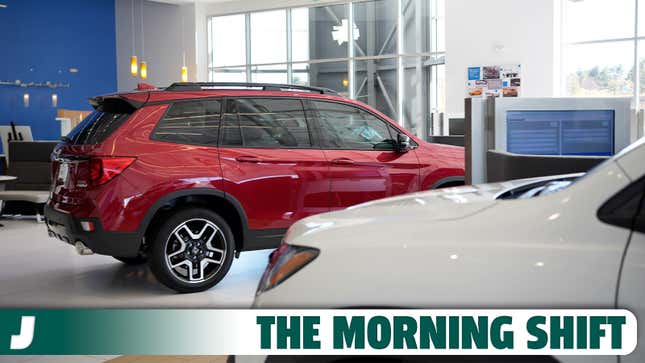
[[506, 110, 615, 156]]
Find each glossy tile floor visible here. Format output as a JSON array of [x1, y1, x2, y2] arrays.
[[0, 220, 272, 308]]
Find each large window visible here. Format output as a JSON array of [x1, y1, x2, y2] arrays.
[[561, 0, 641, 105], [207, 0, 445, 137]]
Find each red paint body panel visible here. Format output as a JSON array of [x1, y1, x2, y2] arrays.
[[322, 149, 421, 209], [48, 88, 465, 251], [219, 148, 329, 230]]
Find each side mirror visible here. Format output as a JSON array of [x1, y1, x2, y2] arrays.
[[396, 133, 411, 152]]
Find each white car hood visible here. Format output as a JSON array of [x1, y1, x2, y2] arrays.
[[286, 175, 576, 245]]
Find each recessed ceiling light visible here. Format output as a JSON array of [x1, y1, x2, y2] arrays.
[[0, 4, 7, 8], [68, 68, 79, 73]]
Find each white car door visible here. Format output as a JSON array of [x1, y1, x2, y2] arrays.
[[614, 178, 645, 363]]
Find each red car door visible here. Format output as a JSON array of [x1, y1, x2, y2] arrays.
[[219, 97, 329, 235], [310, 100, 420, 209]]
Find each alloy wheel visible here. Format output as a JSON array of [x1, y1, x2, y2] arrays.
[[164, 218, 227, 284]]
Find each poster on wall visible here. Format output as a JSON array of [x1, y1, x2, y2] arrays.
[[467, 64, 521, 98]]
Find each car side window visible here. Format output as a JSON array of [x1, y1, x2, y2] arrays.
[[313, 101, 395, 151], [598, 177, 645, 233], [222, 98, 312, 148], [152, 99, 221, 146]]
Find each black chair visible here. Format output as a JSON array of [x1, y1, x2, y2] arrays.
[[0, 141, 58, 221]]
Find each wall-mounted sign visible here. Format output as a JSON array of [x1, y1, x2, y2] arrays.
[[467, 64, 521, 98]]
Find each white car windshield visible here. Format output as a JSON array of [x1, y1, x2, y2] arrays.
[[498, 175, 581, 200], [517, 179, 576, 199]]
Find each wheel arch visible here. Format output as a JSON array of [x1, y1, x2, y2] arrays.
[[139, 188, 249, 253]]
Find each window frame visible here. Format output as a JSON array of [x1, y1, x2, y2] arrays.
[[150, 98, 223, 148], [559, 0, 642, 104], [206, 0, 447, 126], [218, 96, 319, 150]]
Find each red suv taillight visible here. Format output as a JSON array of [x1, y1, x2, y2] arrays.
[[88, 157, 136, 186]]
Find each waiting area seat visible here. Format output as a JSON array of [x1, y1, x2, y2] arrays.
[[0, 141, 58, 220], [0, 190, 49, 204]]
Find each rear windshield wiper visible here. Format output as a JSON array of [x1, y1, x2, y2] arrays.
[[60, 136, 72, 143]]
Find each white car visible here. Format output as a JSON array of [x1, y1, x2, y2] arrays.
[[251, 138, 645, 363]]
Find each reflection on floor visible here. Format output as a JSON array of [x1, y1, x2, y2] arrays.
[[0, 220, 272, 308]]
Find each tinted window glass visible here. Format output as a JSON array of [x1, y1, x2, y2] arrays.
[[221, 100, 243, 147], [152, 100, 221, 146], [227, 98, 311, 148], [598, 177, 645, 232], [66, 99, 134, 145], [314, 101, 395, 150]]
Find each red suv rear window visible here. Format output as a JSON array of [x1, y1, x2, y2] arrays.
[[65, 98, 135, 145]]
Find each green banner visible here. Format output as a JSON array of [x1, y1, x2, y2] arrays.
[[0, 309, 243, 355], [0, 309, 636, 355]]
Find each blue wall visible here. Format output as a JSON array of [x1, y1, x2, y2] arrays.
[[0, 0, 117, 153]]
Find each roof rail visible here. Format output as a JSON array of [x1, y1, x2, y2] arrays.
[[165, 82, 340, 95]]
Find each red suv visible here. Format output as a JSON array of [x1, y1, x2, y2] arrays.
[[45, 82, 465, 293]]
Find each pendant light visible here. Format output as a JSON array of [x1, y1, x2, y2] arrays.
[[181, 61, 188, 82], [130, 56, 138, 77], [139, 0, 147, 80], [180, 14, 188, 82], [130, 0, 138, 77], [140, 61, 148, 80]]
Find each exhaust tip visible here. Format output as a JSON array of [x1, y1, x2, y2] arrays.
[[74, 241, 94, 255]]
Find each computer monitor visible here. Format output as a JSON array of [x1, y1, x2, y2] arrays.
[[506, 110, 615, 156], [465, 97, 634, 184], [493, 97, 632, 156]]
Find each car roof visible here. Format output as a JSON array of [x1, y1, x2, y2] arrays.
[[135, 88, 350, 104], [107, 82, 345, 105], [92, 82, 420, 143], [102, 84, 395, 124]]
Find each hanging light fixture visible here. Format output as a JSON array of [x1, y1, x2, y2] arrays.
[[180, 14, 188, 82], [140, 61, 148, 80], [139, 0, 147, 80], [130, 0, 138, 77], [181, 64, 188, 82], [130, 56, 138, 77], [51, 93, 58, 107], [23, 93, 30, 108]]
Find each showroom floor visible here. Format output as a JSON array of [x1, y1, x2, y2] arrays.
[[0, 220, 272, 308]]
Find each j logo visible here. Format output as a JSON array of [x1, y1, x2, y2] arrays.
[[10, 316, 35, 350]]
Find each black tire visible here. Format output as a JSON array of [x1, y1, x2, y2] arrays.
[[114, 255, 148, 265], [149, 207, 235, 293]]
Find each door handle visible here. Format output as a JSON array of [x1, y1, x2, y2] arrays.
[[331, 158, 355, 165], [235, 156, 262, 163]]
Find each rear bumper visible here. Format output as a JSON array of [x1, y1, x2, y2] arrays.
[[44, 204, 142, 257]]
